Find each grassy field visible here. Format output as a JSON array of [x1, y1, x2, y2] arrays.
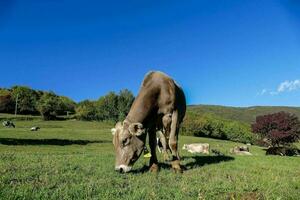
[[0, 119, 299, 200]]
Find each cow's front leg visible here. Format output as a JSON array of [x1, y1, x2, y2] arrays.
[[168, 111, 182, 173], [148, 128, 159, 172], [169, 129, 182, 173]]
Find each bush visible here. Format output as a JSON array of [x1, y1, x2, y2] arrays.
[[181, 112, 256, 144], [252, 112, 300, 147], [223, 121, 256, 144]]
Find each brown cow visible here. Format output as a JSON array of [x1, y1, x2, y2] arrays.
[[111, 71, 186, 173]]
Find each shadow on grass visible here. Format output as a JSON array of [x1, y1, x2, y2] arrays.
[[0, 138, 111, 146], [181, 155, 234, 170], [131, 155, 234, 174]]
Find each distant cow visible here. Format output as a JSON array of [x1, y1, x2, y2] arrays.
[[230, 146, 252, 155], [266, 147, 300, 156], [2, 121, 15, 128], [30, 127, 40, 131], [182, 143, 210, 154]]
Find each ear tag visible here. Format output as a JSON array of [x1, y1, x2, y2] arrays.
[[143, 146, 152, 158], [144, 153, 152, 158]]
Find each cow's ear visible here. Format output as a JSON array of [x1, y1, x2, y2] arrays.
[[129, 123, 145, 136], [111, 128, 116, 135]]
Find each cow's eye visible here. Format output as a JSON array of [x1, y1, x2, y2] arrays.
[[122, 137, 130, 147]]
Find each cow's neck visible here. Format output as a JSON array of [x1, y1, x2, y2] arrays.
[[125, 92, 156, 125]]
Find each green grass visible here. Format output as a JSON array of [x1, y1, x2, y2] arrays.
[[0, 120, 299, 200], [0, 113, 41, 121]]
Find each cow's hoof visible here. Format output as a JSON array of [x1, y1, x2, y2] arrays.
[[149, 163, 159, 173], [171, 160, 182, 173], [173, 168, 183, 174], [172, 165, 183, 173]]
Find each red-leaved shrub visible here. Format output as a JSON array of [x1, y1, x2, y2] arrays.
[[252, 112, 300, 147]]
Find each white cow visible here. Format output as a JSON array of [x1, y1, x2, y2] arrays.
[[182, 143, 210, 154], [230, 146, 252, 156], [2, 121, 15, 128], [30, 127, 40, 131]]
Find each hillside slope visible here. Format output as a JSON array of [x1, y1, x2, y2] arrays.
[[188, 105, 300, 124]]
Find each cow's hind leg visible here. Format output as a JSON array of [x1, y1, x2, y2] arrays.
[[148, 127, 159, 172], [166, 111, 182, 173]]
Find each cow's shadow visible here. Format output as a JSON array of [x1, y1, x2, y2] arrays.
[[132, 155, 234, 174], [180, 155, 234, 170], [0, 138, 110, 146]]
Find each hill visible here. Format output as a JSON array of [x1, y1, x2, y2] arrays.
[[188, 105, 300, 124]]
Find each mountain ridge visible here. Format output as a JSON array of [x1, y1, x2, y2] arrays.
[[188, 104, 300, 124]]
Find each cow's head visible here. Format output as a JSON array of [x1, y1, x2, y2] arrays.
[[111, 121, 146, 173]]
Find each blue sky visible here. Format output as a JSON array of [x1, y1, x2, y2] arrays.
[[0, 0, 300, 106]]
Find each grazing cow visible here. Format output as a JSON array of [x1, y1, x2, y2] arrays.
[[266, 147, 300, 156], [30, 127, 40, 131], [230, 146, 252, 155], [111, 71, 186, 173], [2, 121, 15, 128], [182, 143, 210, 154]]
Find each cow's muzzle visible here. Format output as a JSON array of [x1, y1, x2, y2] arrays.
[[115, 165, 132, 173]]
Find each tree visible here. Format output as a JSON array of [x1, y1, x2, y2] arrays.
[[117, 89, 134, 121], [252, 112, 300, 147], [75, 100, 97, 120], [11, 86, 39, 114], [36, 92, 61, 120], [58, 96, 76, 115], [74, 89, 134, 121], [0, 89, 14, 113], [97, 92, 119, 121]]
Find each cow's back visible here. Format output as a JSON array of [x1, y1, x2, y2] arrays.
[[143, 71, 186, 122], [127, 71, 186, 124]]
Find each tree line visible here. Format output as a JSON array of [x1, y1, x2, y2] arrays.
[[181, 112, 256, 144], [0, 86, 134, 121], [75, 89, 134, 121], [181, 110, 300, 147]]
